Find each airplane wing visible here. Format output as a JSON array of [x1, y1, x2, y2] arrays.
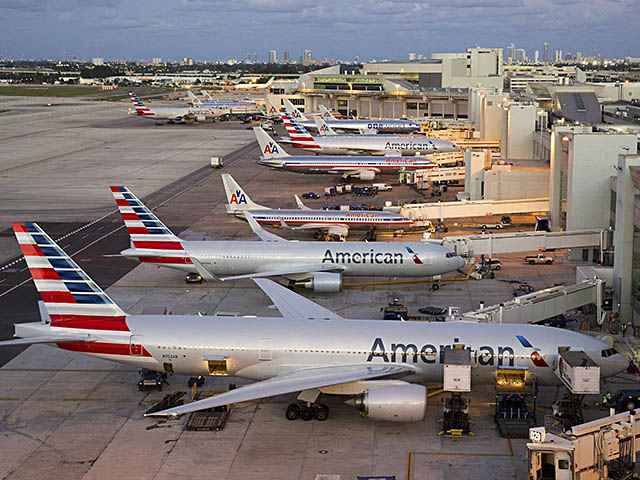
[[219, 263, 344, 281], [245, 212, 287, 242], [294, 195, 312, 210], [253, 278, 343, 320], [0, 335, 97, 346], [147, 363, 414, 417]]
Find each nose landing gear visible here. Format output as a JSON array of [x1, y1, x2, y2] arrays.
[[285, 402, 329, 421]]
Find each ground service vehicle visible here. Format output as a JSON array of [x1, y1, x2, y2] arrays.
[[525, 254, 554, 265]]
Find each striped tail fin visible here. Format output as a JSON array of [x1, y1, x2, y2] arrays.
[[12, 223, 128, 332], [279, 108, 319, 149], [128, 91, 153, 116], [110, 186, 185, 253]]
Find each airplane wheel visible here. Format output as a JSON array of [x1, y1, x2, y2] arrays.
[[286, 404, 300, 421], [432, 283, 440, 291], [300, 406, 315, 421], [315, 404, 329, 421]]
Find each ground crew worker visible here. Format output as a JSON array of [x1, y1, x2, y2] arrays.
[[602, 391, 612, 410], [622, 322, 628, 336]]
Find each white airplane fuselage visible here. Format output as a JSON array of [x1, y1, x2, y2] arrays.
[[122, 240, 465, 277], [259, 155, 436, 175], [18, 317, 628, 387], [231, 209, 414, 231], [280, 135, 458, 156], [301, 119, 421, 134]]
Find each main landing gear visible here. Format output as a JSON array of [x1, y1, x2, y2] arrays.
[[285, 402, 330, 421]]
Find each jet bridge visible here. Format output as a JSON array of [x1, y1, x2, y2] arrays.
[[460, 278, 605, 325], [441, 229, 610, 260], [401, 197, 549, 222]]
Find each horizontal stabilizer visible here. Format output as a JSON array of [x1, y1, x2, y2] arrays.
[[0, 335, 97, 347]]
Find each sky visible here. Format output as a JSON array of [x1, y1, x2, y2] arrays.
[[0, 0, 639, 62]]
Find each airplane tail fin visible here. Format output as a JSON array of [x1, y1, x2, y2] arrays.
[[221, 174, 268, 212], [319, 105, 337, 120], [110, 186, 185, 254], [283, 98, 308, 121], [253, 127, 289, 159], [12, 223, 128, 331], [265, 76, 275, 87], [314, 116, 337, 136], [264, 96, 279, 117], [202, 90, 213, 100], [128, 91, 152, 116], [279, 108, 318, 148], [187, 90, 202, 105], [294, 195, 312, 210]]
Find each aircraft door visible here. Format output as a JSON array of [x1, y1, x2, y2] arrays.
[[259, 338, 272, 361], [130, 335, 144, 356]]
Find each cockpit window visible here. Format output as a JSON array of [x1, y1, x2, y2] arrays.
[[446, 252, 456, 258], [601, 348, 618, 357]]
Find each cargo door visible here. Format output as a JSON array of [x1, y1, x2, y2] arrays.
[[259, 338, 272, 361], [129, 335, 144, 356]]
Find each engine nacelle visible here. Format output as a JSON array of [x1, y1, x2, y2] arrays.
[[302, 272, 342, 293], [195, 115, 206, 122], [356, 170, 376, 181], [347, 383, 426, 422]]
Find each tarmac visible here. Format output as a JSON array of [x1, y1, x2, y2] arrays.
[[0, 96, 635, 480]]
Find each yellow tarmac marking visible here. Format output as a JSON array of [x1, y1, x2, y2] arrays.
[[406, 438, 514, 480]]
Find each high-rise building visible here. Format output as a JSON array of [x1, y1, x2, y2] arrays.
[[269, 50, 277, 63], [554, 50, 562, 63], [514, 48, 526, 63], [303, 49, 312, 65], [543, 43, 549, 62], [409, 52, 417, 61], [92, 57, 104, 66], [576, 52, 582, 63], [282, 51, 290, 63], [534, 50, 539, 63], [152, 57, 162, 65], [506, 43, 515, 62]]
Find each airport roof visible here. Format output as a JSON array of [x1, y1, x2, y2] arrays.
[[372, 59, 442, 65]]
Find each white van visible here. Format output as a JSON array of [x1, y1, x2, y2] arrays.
[[372, 183, 392, 191]]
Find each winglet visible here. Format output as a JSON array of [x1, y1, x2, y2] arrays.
[[244, 212, 287, 242], [294, 195, 311, 210]]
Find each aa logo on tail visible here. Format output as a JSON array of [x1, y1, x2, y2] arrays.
[[292, 110, 301, 119], [319, 124, 329, 133], [230, 190, 247, 204], [263, 142, 279, 155]]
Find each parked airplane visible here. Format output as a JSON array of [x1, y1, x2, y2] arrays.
[[254, 127, 437, 180], [264, 97, 330, 122], [279, 107, 458, 155], [110, 185, 464, 290], [232, 76, 275, 91], [283, 99, 421, 134], [186, 91, 258, 109], [127, 91, 222, 123], [221, 173, 413, 239], [1, 222, 628, 422]]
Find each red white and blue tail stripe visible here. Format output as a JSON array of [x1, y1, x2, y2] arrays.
[[111, 186, 183, 251], [279, 108, 319, 149], [111, 186, 190, 267], [128, 91, 154, 116], [12, 222, 129, 332]]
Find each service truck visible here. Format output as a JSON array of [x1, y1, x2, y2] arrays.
[[524, 253, 553, 265]]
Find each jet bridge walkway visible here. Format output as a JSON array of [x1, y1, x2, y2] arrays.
[[440, 229, 610, 260], [460, 278, 605, 325], [401, 197, 549, 222]]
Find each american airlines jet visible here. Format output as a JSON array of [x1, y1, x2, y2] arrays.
[[221, 174, 413, 239], [0, 223, 628, 422], [110, 186, 464, 290], [282, 98, 421, 134], [255, 127, 437, 181], [279, 107, 458, 156], [127, 91, 223, 123]]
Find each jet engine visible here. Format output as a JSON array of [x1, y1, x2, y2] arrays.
[[302, 272, 342, 292], [195, 115, 206, 122], [355, 170, 376, 181], [346, 383, 426, 422]]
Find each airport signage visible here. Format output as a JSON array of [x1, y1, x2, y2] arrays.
[[314, 77, 380, 84]]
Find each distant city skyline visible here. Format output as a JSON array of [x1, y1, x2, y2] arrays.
[[0, 0, 637, 61]]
